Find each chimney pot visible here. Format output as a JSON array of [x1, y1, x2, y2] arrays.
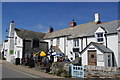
[[11, 20, 14, 23], [49, 26, 54, 33], [70, 19, 76, 27], [95, 13, 101, 23]]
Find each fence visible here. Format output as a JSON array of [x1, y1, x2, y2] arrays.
[[71, 64, 84, 78]]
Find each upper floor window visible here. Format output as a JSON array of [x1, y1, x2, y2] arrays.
[[56, 38, 60, 46], [33, 38, 39, 48], [96, 33, 104, 42], [50, 39, 53, 46], [73, 39, 79, 47], [15, 37, 17, 45]]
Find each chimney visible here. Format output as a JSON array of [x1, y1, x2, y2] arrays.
[[11, 20, 14, 23], [70, 20, 76, 27], [49, 26, 54, 33], [9, 20, 15, 37], [94, 13, 101, 23]]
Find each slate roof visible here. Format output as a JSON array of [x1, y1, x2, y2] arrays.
[[81, 42, 113, 54], [15, 28, 46, 40], [44, 20, 120, 39]]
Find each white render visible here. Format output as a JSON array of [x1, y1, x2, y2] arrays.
[[14, 31, 23, 59], [44, 22, 120, 67], [5, 22, 23, 63]]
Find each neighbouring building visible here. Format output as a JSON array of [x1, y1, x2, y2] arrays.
[[43, 13, 120, 67], [6, 21, 48, 63]]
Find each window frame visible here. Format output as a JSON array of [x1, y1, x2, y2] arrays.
[[15, 37, 17, 45], [96, 33, 104, 42], [56, 38, 60, 46], [73, 38, 79, 47]]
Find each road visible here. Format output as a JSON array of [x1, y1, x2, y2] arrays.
[[1, 60, 62, 79], [2, 64, 41, 78]]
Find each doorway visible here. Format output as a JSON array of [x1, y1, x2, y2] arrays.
[[88, 50, 97, 66]]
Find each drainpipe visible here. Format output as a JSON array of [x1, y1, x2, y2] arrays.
[[104, 32, 107, 47], [64, 37, 66, 56]]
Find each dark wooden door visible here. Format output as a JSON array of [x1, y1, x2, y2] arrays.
[[88, 50, 97, 66]]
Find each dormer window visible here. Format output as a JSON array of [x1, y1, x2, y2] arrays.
[[96, 33, 104, 42]]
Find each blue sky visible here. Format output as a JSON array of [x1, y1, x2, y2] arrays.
[[2, 2, 118, 43]]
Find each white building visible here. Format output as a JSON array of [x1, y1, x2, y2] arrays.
[[43, 13, 120, 67], [6, 21, 48, 63]]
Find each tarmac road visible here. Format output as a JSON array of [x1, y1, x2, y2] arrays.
[[2, 63, 43, 78], [1, 60, 62, 80]]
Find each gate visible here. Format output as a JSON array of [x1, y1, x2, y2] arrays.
[[71, 64, 84, 78]]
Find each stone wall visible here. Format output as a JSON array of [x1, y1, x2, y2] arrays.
[[50, 62, 120, 78], [50, 62, 71, 78], [84, 65, 120, 78]]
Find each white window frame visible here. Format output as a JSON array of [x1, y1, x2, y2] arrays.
[[56, 38, 60, 46], [73, 39, 79, 47], [15, 37, 17, 45], [96, 33, 104, 42], [17, 50, 20, 58], [50, 39, 53, 46]]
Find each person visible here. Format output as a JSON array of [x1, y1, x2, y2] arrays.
[[29, 55, 35, 68], [63, 57, 70, 62], [25, 55, 30, 66], [37, 55, 42, 68], [45, 57, 51, 73], [50, 56, 54, 63], [57, 57, 62, 62], [42, 57, 47, 69]]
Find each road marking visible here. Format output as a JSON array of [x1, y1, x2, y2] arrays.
[[2, 65, 40, 78]]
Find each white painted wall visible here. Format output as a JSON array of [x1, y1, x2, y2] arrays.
[[44, 27, 119, 67], [14, 31, 23, 59], [118, 31, 120, 67], [66, 39, 75, 60], [3, 41, 9, 58], [107, 34, 118, 67], [82, 45, 106, 66]]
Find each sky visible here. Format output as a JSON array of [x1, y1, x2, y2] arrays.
[[2, 2, 119, 44]]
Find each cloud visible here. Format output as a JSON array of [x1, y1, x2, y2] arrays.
[[35, 24, 49, 33]]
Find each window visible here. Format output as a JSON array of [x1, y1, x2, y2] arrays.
[[56, 38, 60, 46], [15, 37, 17, 45], [17, 50, 20, 58], [108, 54, 111, 66], [96, 33, 104, 42], [73, 39, 79, 47], [33, 38, 39, 48], [50, 39, 53, 46], [91, 55, 94, 58]]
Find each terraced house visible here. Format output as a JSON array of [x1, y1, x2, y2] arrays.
[[44, 13, 120, 67], [4, 13, 120, 67]]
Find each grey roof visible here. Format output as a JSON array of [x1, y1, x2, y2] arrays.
[[15, 28, 46, 40], [81, 42, 113, 54], [44, 20, 120, 39]]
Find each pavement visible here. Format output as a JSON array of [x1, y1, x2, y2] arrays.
[[1, 60, 62, 79]]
